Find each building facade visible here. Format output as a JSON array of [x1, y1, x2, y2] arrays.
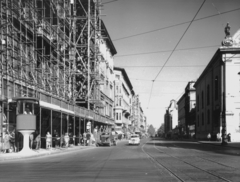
[[0, 0, 117, 149], [194, 25, 240, 141], [177, 81, 196, 137], [113, 67, 133, 136]]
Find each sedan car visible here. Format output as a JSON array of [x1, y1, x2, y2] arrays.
[[129, 134, 140, 145]]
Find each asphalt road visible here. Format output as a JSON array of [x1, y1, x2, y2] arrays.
[[1, 138, 240, 182]]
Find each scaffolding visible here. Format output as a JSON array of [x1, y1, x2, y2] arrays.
[[0, 0, 105, 136], [0, 0, 103, 108]]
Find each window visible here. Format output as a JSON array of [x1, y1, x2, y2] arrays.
[[215, 76, 218, 100], [202, 112, 204, 125], [202, 91, 204, 109], [116, 113, 118, 120], [197, 95, 199, 111], [207, 110, 210, 124], [207, 85, 210, 105], [119, 98, 122, 106], [119, 113, 121, 120], [109, 105, 112, 118], [197, 115, 199, 127]]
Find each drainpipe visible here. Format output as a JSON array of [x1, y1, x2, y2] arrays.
[[221, 55, 227, 145]]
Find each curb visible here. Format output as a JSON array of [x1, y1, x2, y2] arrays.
[[0, 146, 96, 162]]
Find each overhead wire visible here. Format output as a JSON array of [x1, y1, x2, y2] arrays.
[[147, 0, 206, 109], [112, 7, 240, 41], [115, 45, 219, 57]]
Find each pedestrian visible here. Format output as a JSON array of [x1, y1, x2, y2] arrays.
[[64, 133, 69, 147], [29, 132, 34, 149], [207, 133, 211, 141], [46, 132, 52, 149], [10, 129, 16, 152], [35, 131, 41, 150], [54, 132, 60, 148], [3, 131, 11, 153], [227, 133, 231, 142], [79, 133, 83, 146], [83, 132, 87, 146], [86, 130, 91, 146]]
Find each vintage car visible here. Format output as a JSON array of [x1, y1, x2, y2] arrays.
[[129, 134, 140, 145], [98, 132, 117, 146]]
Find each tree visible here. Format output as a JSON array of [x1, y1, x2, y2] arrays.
[[157, 123, 165, 137], [147, 125, 155, 137]]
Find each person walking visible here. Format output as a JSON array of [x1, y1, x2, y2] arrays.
[[3, 131, 11, 153], [83, 132, 87, 146], [35, 131, 41, 150], [64, 133, 69, 147], [86, 130, 91, 146], [207, 133, 211, 141], [46, 132, 52, 149], [10, 129, 16, 152], [29, 132, 34, 149]]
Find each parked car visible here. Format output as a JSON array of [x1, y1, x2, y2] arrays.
[[129, 134, 140, 145]]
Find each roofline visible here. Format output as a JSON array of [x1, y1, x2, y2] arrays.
[[101, 20, 117, 56], [194, 47, 240, 88], [114, 67, 133, 92]]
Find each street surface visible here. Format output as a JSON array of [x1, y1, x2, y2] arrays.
[[1, 138, 240, 182]]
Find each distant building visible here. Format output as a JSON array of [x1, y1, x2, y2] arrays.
[[164, 100, 178, 135], [194, 25, 240, 141], [177, 81, 196, 137], [113, 67, 133, 135], [164, 110, 172, 134]]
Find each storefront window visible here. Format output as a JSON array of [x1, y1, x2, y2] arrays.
[[62, 113, 68, 138], [41, 108, 51, 149], [52, 111, 61, 147], [80, 118, 85, 135], [69, 115, 74, 145], [75, 117, 80, 145]]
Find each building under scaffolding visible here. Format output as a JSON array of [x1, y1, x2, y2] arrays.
[[0, 0, 116, 148]]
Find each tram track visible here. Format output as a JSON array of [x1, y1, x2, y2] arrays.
[[141, 140, 233, 182], [160, 142, 237, 170]]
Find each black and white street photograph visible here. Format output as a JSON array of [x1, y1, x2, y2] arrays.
[[0, 0, 240, 181]]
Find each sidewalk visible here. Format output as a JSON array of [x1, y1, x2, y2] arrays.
[[0, 145, 96, 162], [197, 140, 240, 149]]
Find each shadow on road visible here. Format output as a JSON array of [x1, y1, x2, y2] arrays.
[[145, 138, 240, 157]]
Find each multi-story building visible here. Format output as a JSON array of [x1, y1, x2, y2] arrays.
[[164, 100, 178, 136], [185, 81, 196, 137], [194, 24, 240, 141], [113, 67, 133, 135], [164, 109, 172, 135], [177, 81, 196, 137], [0, 0, 117, 148], [177, 94, 186, 135]]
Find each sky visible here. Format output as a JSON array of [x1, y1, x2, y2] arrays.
[[101, 0, 240, 129]]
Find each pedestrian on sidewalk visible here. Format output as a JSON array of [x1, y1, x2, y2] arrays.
[[46, 132, 52, 149], [29, 132, 34, 149], [10, 129, 16, 152], [227, 133, 231, 142], [86, 130, 91, 146], [207, 133, 211, 141], [35, 131, 41, 150], [64, 133, 69, 147], [3, 131, 11, 153], [83, 132, 87, 146]]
